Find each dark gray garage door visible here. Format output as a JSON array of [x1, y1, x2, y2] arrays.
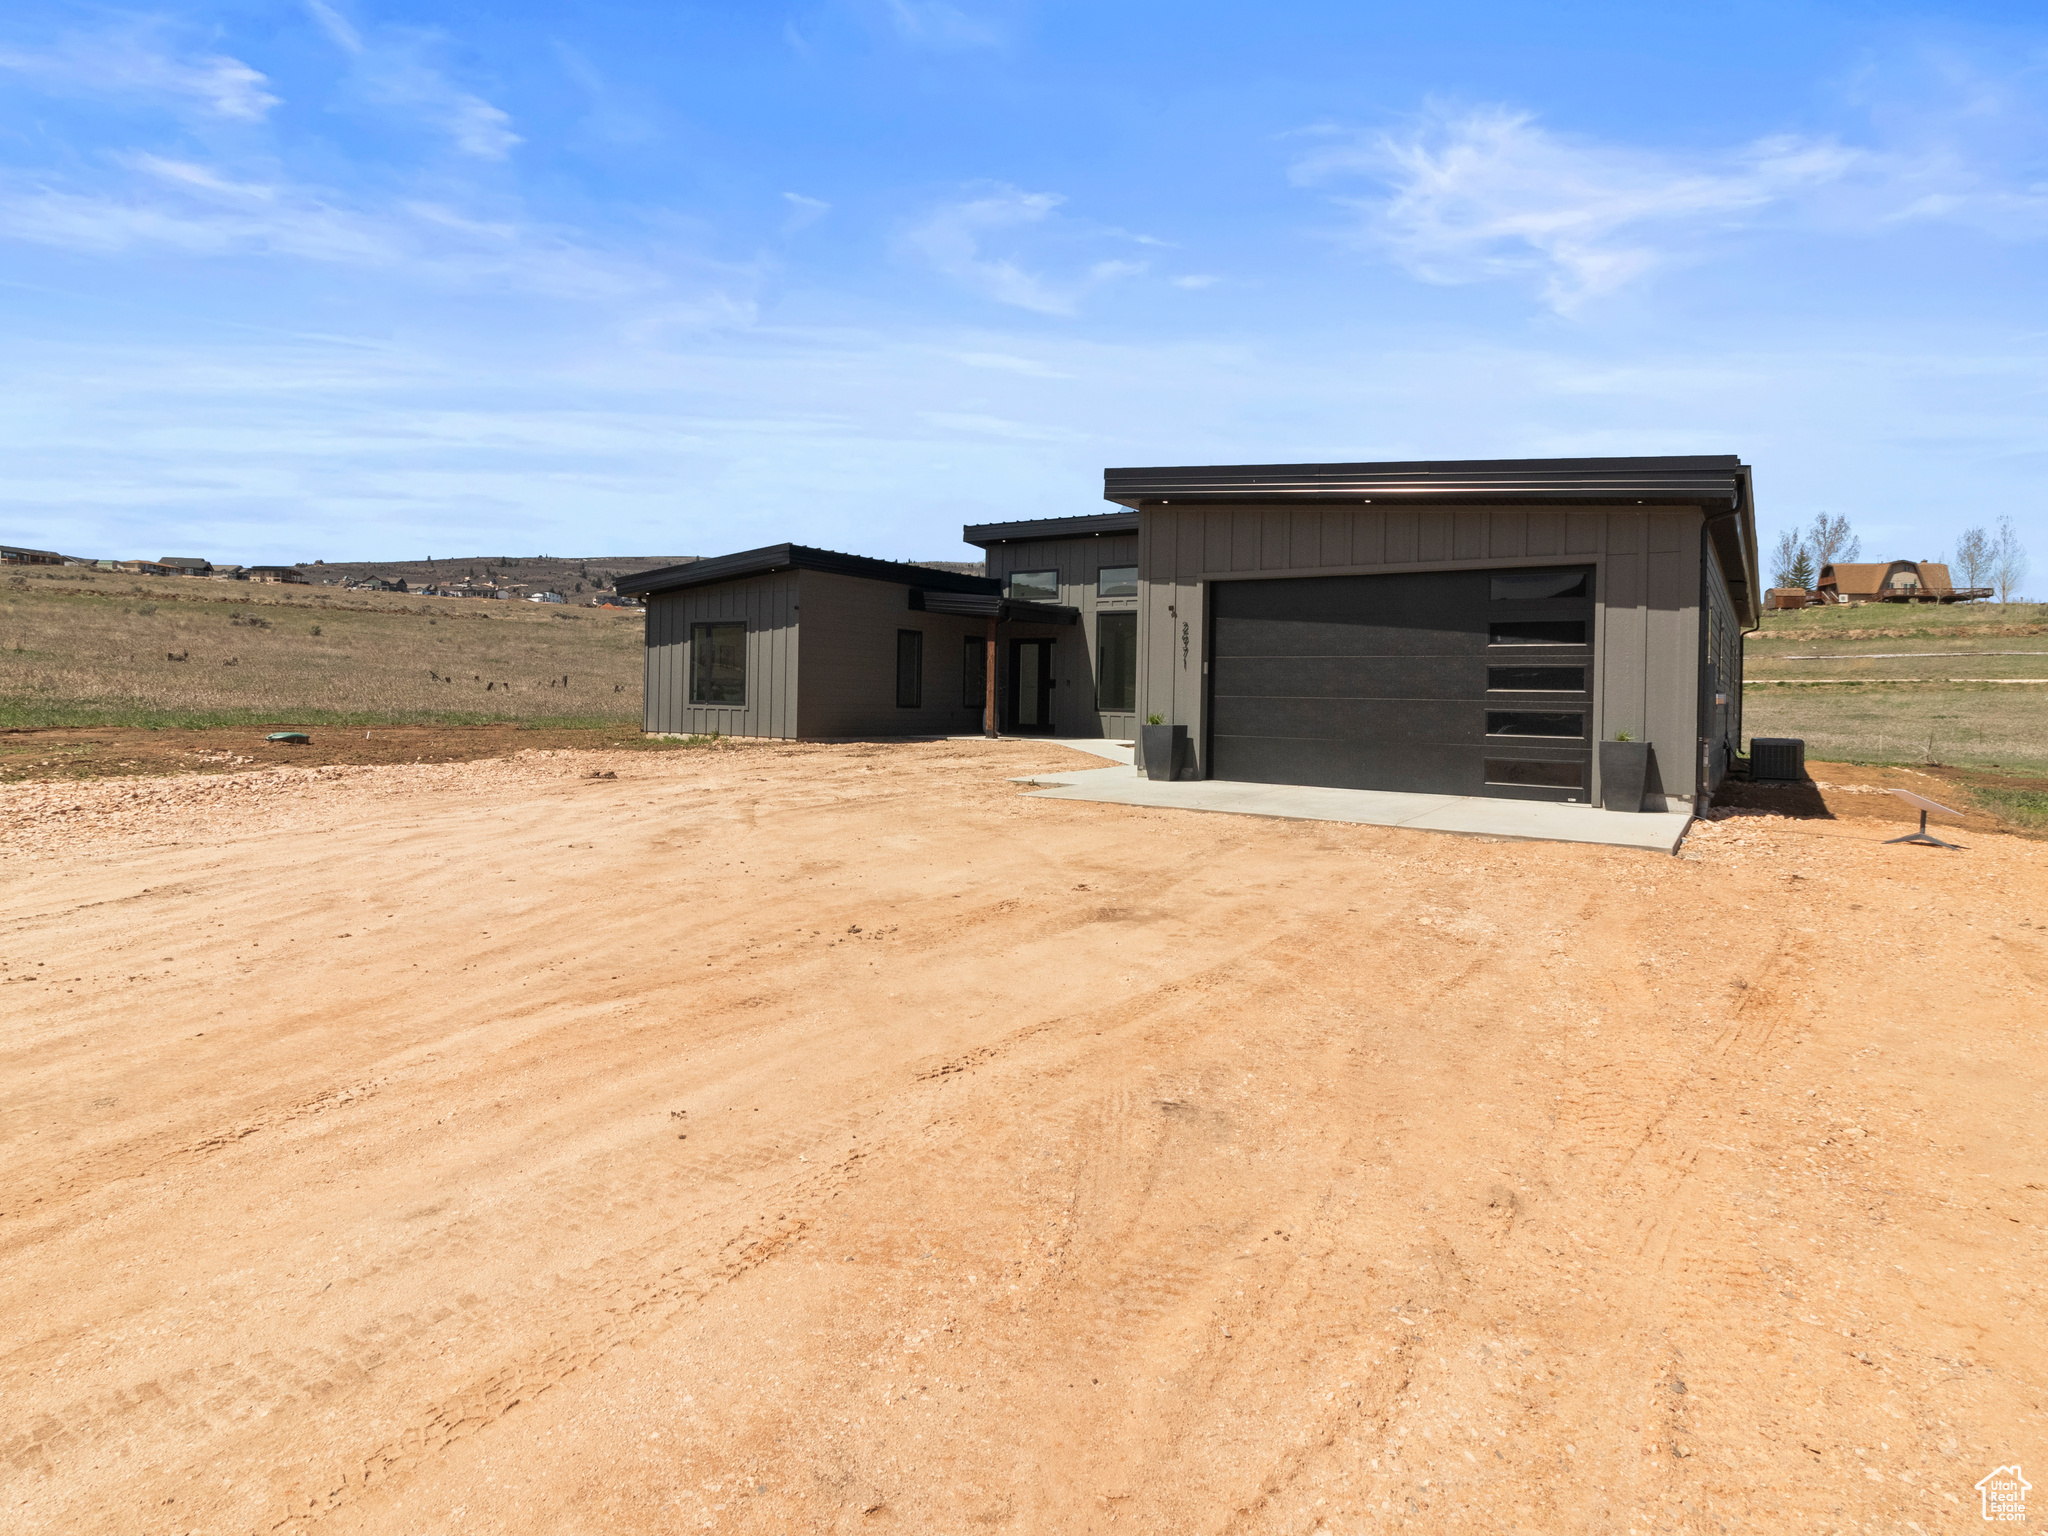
[[1210, 566, 1595, 800]]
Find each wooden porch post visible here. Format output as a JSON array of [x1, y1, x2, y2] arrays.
[[984, 617, 999, 738]]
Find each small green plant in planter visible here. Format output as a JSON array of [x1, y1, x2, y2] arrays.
[[1139, 713, 1182, 782], [1613, 729, 1634, 742]]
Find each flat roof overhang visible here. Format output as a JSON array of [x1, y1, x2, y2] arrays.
[[910, 589, 1079, 624], [1104, 455, 1746, 508], [962, 510, 1139, 547], [619, 543, 1000, 599]]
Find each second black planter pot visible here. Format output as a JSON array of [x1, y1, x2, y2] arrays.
[[1599, 739, 1651, 812], [1140, 723, 1186, 782]]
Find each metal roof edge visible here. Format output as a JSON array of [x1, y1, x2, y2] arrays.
[[1102, 456, 1746, 509], [961, 510, 1139, 546], [617, 543, 1000, 598]]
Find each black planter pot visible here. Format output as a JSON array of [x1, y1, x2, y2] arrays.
[[1599, 740, 1651, 813], [1140, 723, 1186, 783]]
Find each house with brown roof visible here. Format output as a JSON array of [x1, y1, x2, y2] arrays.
[[1818, 560, 1989, 604]]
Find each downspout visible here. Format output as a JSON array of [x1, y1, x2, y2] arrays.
[[1699, 496, 1757, 814]]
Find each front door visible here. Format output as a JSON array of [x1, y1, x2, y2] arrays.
[[1008, 639, 1056, 733]]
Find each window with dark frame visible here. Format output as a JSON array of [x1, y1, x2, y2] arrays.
[[1097, 566, 1137, 598], [1095, 611, 1137, 712], [896, 629, 923, 709], [962, 636, 987, 709], [1489, 620, 1587, 647], [1485, 711, 1585, 738], [1487, 665, 1586, 692], [1490, 567, 1591, 601], [689, 622, 746, 705], [1007, 569, 1059, 601]]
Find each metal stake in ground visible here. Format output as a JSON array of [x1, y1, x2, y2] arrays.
[[1885, 789, 1965, 850]]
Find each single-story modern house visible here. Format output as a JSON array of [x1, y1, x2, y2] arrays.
[[159, 557, 213, 576], [619, 544, 1080, 739], [624, 454, 1759, 809], [1, 545, 64, 566]]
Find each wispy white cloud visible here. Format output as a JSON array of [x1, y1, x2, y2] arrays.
[[782, 192, 831, 233], [904, 185, 1147, 315], [0, 26, 280, 121], [0, 161, 660, 300], [1171, 274, 1220, 290], [1294, 105, 1861, 313], [304, 0, 521, 160], [951, 350, 1070, 378], [882, 0, 1005, 49]]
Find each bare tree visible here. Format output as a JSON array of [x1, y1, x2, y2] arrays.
[[1807, 512, 1860, 571], [1991, 516, 2030, 603], [1953, 526, 1992, 590], [1770, 528, 1809, 589]]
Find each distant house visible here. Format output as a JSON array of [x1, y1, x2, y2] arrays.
[[159, 557, 213, 576], [1, 545, 63, 566], [354, 577, 408, 592], [246, 566, 307, 584], [527, 591, 566, 604], [210, 565, 247, 580], [120, 560, 173, 575], [1819, 560, 1989, 604]]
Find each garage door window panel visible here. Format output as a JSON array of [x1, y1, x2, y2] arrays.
[[1489, 620, 1587, 647], [1491, 567, 1592, 602], [1485, 710, 1585, 738], [1488, 665, 1586, 692]]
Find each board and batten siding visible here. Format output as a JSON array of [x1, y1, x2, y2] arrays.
[[980, 532, 1139, 739], [795, 571, 989, 738], [642, 570, 799, 738], [1136, 504, 1707, 801]]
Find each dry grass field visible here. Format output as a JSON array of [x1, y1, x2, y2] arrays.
[[1, 569, 643, 730], [1745, 603, 2048, 802]]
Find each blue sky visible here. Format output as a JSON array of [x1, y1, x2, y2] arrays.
[[1, 1, 2044, 574]]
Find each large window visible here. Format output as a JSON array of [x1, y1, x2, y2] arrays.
[[1007, 569, 1059, 602], [689, 622, 746, 705], [1097, 566, 1137, 598], [896, 629, 923, 708], [1096, 612, 1137, 712], [962, 636, 988, 708]]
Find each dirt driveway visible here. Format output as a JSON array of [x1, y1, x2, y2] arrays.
[[3, 739, 2043, 1533]]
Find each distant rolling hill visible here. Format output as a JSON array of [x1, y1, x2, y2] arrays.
[[294, 554, 984, 593]]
